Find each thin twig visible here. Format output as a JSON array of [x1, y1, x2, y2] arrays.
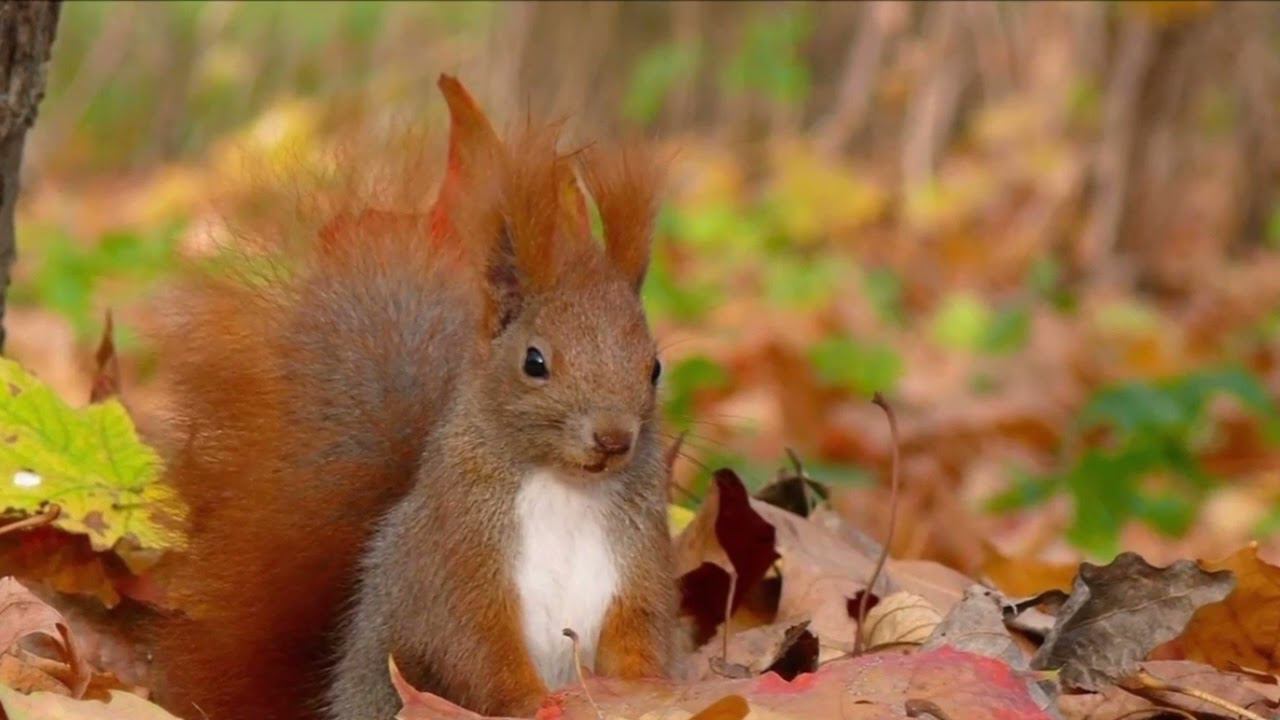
[[1111, 708, 1196, 720], [562, 629, 602, 720], [0, 505, 60, 537], [720, 567, 738, 665], [1131, 668, 1268, 720], [854, 393, 900, 655]]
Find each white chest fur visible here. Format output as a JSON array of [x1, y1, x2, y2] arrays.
[[513, 470, 620, 688]]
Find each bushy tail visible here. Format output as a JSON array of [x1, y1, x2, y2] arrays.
[[153, 77, 499, 720]]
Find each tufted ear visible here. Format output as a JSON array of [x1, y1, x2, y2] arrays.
[[581, 146, 664, 292], [430, 74, 504, 243]]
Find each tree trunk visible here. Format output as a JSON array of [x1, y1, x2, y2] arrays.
[[0, 0, 61, 353]]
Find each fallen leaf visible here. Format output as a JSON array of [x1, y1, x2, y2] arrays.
[[676, 470, 780, 643], [1058, 660, 1279, 719], [924, 585, 1022, 668], [762, 501, 970, 659], [0, 526, 131, 608], [1167, 543, 1280, 674], [569, 648, 1053, 719], [88, 313, 119, 405], [391, 656, 519, 720], [0, 685, 179, 720], [0, 358, 186, 571], [1030, 552, 1235, 690], [687, 694, 749, 720], [0, 576, 88, 697], [860, 591, 941, 649], [924, 585, 1059, 717], [982, 543, 1077, 598], [693, 621, 818, 682]]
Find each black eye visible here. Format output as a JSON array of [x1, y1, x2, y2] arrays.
[[650, 358, 662, 385], [523, 347, 549, 379]]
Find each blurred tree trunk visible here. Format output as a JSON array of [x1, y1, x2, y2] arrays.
[[0, 0, 60, 353]]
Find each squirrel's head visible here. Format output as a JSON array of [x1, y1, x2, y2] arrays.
[[436, 76, 665, 478]]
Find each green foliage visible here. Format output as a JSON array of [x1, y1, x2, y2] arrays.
[[721, 8, 812, 107], [12, 224, 183, 343], [0, 359, 185, 568], [1029, 257, 1076, 312], [624, 43, 700, 125], [930, 292, 1031, 356], [763, 255, 848, 311], [643, 249, 722, 324], [863, 267, 906, 328], [663, 356, 731, 431], [991, 367, 1280, 557], [809, 336, 903, 397], [1266, 203, 1280, 249]]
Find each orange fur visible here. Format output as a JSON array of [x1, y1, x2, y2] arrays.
[[152, 75, 673, 720]]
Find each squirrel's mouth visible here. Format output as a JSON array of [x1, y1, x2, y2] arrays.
[[582, 459, 609, 474]]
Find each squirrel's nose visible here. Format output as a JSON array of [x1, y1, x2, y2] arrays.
[[592, 429, 633, 457]]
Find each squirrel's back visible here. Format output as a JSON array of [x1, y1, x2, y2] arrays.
[[154, 79, 495, 720]]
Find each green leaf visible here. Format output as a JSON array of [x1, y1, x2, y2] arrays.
[[663, 355, 731, 430], [863, 267, 906, 327], [624, 43, 700, 125], [930, 292, 993, 352], [0, 358, 185, 569], [982, 306, 1031, 355], [809, 336, 903, 396]]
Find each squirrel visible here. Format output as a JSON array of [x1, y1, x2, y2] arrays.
[[151, 75, 676, 720]]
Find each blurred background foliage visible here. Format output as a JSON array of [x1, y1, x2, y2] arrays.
[[9, 1, 1280, 577]]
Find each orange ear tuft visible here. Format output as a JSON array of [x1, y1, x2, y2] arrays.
[[431, 75, 504, 241], [581, 146, 665, 291]]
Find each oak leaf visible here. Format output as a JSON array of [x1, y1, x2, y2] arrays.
[[1030, 552, 1234, 690], [1168, 544, 1280, 674]]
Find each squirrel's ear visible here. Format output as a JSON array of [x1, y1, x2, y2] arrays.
[[431, 75, 503, 241], [454, 129, 568, 337], [581, 146, 664, 292]]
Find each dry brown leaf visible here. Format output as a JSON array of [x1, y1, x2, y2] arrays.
[[924, 586, 1058, 716], [1057, 660, 1279, 719], [687, 694, 749, 720], [89, 311, 120, 405], [689, 621, 815, 682], [1031, 552, 1235, 690], [860, 591, 941, 649], [0, 576, 89, 698], [747, 499, 970, 660], [0, 528, 126, 608], [675, 470, 781, 644], [390, 656, 517, 720], [0, 685, 178, 720], [1167, 543, 1280, 674], [394, 647, 1055, 720], [981, 543, 1078, 598]]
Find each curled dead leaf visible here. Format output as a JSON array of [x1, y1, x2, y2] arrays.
[[1030, 552, 1235, 690], [860, 591, 941, 649], [0, 576, 89, 698]]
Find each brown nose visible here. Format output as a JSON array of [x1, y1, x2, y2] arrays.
[[593, 430, 633, 457]]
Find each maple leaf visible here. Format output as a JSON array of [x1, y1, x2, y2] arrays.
[[0, 358, 185, 572]]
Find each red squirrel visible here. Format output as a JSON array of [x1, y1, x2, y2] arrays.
[[152, 76, 676, 720]]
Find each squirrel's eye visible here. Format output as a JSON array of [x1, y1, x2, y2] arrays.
[[650, 358, 662, 385], [523, 347, 549, 379]]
